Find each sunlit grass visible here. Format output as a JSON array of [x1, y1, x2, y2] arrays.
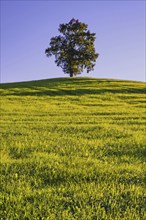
[[0, 77, 146, 219]]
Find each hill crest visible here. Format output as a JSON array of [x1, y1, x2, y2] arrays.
[[0, 77, 145, 96]]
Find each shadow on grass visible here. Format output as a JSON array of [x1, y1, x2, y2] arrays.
[[104, 146, 146, 160], [1, 78, 146, 96], [1, 88, 146, 96]]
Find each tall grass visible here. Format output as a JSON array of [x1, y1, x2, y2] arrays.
[[0, 77, 146, 219]]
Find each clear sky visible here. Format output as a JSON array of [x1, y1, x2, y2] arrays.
[[1, 0, 145, 83]]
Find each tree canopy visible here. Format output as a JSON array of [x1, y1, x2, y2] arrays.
[[45, 18, 99, 77]]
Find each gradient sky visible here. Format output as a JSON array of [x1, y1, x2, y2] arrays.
[[1, 0, 145, 83]]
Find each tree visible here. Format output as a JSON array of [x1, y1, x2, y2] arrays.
[[45, 18, 99, 77]]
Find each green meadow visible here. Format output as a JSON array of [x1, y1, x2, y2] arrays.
[[0, 77, 146, 219]]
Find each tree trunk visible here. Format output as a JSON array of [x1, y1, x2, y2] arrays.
[[70, 72, 73, 77]]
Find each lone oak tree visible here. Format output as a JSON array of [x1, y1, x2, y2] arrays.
[[45, 18, 99, 77]]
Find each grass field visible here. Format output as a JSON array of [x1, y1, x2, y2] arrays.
[[0, 77, 146, 219]]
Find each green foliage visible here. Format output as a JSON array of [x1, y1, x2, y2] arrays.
[[45, 19, 99, 77], [0, 77, 146, 219]]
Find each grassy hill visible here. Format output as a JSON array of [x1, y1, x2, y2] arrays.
[[0, 77, 146, 219]]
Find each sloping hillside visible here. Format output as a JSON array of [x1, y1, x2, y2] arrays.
[[0, 77, 146, 219]]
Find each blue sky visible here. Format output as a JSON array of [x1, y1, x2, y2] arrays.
[[1, 0, 145, 83]]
